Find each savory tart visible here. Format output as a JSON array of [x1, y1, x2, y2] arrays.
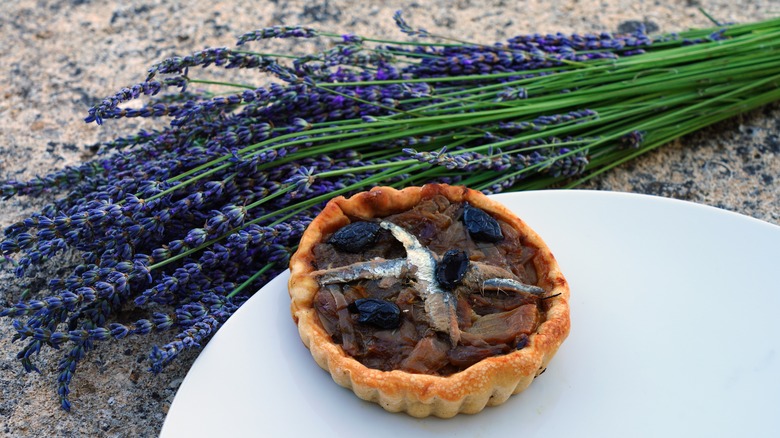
[[288, 184, 570, 418]]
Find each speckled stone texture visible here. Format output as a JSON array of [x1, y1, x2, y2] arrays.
[[0, 0, 777, 436]]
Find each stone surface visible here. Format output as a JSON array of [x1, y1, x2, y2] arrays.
[[0, 0, 778, 436]]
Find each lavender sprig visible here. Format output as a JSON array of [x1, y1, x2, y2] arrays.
[[84, 77, 188, 125], [236, 25, 319, 45], [392, 10, 431, 38]]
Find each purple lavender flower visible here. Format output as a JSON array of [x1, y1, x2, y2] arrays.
[[85, 77, 187, 125], [620, 130, 646, 149], [393, 10, 430, 38], [147, 48, 274, 79], [341, 33, 363, 44], [236, 25, 319, 46]]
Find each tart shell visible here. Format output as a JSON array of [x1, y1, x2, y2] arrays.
[[288, 184, 570, 418]]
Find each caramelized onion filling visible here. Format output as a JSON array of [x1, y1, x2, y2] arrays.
[[312, 195, 544, 376]]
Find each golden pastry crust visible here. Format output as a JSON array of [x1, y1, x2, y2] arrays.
[[288, 184, 570, 418]]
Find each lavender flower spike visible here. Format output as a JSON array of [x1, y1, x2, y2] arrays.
[[236, 25, 319, 45], [393, 10, 430, 38]]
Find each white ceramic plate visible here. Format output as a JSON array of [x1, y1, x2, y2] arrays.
[[161, 190, 780, 437]]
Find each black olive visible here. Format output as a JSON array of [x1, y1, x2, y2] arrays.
[[462, 203, 503, 243], [328, 221, 382, 253], [436, 249, 469, 290], [516, 334, 529, 350], [347, 298, 401, 329]]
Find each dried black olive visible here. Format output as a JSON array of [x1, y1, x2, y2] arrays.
[[436, 249, 469, 290], [328, 221, 381, 253], [347, 298, 401, 329], [462, 203, 503, 243], [515, 334, 529, 350]]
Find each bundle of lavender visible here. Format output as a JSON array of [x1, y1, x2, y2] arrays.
[[2, 12, 779, 410]]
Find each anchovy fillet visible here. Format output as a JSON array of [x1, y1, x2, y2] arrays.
[[461, 261, 546, 295], [313, 258, 408, 285], [482, 278, 545, 295], [380, 221, 460, 344]]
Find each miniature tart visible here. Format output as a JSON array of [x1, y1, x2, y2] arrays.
[[288, 184, 570, 418]]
